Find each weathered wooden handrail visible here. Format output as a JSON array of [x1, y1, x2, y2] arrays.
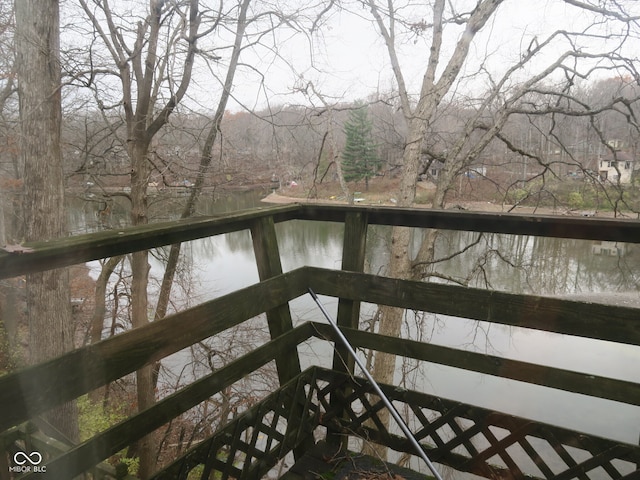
[[3, 203, 640, 280], [297, 204, 640, 241], [0, 204, 300, 280], [310, 322, 640, 407], [306, 266, 640, 347]]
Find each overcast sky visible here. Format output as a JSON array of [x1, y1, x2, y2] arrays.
[[217, 0, 640, 112], [60, 1, 640, 114]]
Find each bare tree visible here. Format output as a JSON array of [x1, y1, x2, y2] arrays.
[[362, 1, 503, 456], [154, 0, 251, 328], [0, 1, 18, 374], [152, 1, 342, 329], [73, 0, 207, 474], [68, 0, 337, 473], [15, 0, 78, 444], [360, 0, 640, 459], [297, 82, 353, 202]]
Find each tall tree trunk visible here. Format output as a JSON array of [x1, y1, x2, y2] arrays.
[[366, 0, 504, 460], [154, 0, 251, 325], [88, 255, 124, 402], [15, 0, 78, 442], [128, 135, 157, 477]]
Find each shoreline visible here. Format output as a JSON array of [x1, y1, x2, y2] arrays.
[[261, 191, 611, 217]]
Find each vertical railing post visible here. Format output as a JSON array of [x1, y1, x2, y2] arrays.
[[333, 211, 369, 372], [250, 215, 301, 385], [251, 214, 312, 458], [328, 211, 368, 447]]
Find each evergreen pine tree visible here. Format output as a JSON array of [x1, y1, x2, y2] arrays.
[[341, 103, 381, 190]]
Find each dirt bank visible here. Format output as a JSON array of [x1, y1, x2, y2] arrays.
[[262, 176, 640, 218], [262, 191, 623, 217]]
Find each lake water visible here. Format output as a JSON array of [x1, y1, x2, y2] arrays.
[[70, 189, 640, 463]]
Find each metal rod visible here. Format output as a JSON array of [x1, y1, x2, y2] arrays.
[[308, 288, 444, 480]]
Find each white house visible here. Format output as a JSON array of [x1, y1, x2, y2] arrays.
[[598, 151, 635, 184]]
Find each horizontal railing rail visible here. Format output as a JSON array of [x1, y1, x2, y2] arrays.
[[3, 277, 637, 477], [4, 266, 637, 432], [0, 204, 300, 280], [310, 321, 640, 407], [3, 204, 640, 280], [306, 266, 640, 347], [296, 204, 640, 242]]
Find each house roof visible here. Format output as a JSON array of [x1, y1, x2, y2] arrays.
[[602, 150, 635, 162]]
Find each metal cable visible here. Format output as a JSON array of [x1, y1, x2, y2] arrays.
[[308, 288, 444, 480]]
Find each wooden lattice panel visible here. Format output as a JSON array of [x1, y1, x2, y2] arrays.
[[313, 368, 640, 480], [151, 371, 320, 479], [154, 367, 639, 479]]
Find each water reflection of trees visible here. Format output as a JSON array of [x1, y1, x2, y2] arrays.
[[72, 188, 639, 300], [189, 230, 254, 259], [419, 230, 639, 297], [67, 189, 268, 234], [282, 220, 640, 299], [275, 220, 344, 269]]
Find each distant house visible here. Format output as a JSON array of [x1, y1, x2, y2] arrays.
[[422, 161, 486, 181], [598, 150, 635, 183], [592, 241, 625, 257], [424, 160, 444, 181]]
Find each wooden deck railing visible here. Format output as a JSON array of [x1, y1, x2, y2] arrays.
[[1, 204, 639, 479]]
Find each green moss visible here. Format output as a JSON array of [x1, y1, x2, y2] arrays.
[[507, 188, 528, 204], [567, 191, 584, 209], [187, 465, 205, 480], [77, 395, 127, 440], [77, 395, 138, 477]]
